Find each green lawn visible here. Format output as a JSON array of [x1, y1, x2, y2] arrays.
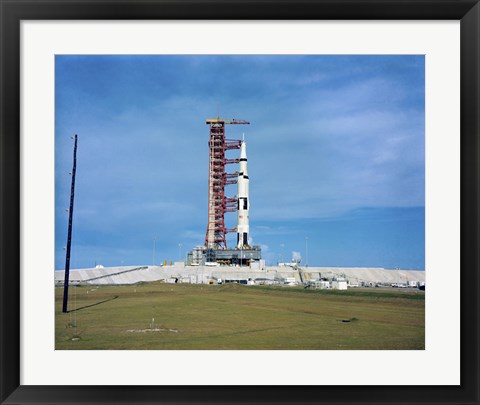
[[55, 282, 424, 350]]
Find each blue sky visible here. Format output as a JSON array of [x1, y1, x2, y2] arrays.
[[55, 55, 425, 270]]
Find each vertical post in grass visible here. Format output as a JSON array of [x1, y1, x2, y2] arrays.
[[62, 135, 78, 313]]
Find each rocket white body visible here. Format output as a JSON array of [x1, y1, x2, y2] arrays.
[[237, 141, 250, 248]]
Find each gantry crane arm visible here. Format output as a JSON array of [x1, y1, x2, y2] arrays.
[[206, 118, 250, 125]]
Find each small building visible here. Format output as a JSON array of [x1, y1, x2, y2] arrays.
[[186, 246, 205, 266], [331, 278, 348, 290]]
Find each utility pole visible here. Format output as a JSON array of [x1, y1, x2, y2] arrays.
[[178, 243, 183, 262], [153, 237, 157, 266], [62, 135, 78, 313], [305, 236, 309, 268]]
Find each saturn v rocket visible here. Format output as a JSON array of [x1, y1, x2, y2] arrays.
[[237, 140, 250, 248]]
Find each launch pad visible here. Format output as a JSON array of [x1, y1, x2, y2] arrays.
[[186, 246, 262, 267]]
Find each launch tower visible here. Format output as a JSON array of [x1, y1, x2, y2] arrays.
[[186, 117, 261, 267], [204, 118, 249, 249]]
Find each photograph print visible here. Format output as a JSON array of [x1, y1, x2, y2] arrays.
[[55, 55, 425, 350]]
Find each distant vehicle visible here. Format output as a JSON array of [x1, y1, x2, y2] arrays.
[[217, 278, 223, 284], [205, 262, 220, 267]]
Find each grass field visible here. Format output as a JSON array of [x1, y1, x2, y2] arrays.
[[55, 282, 425, 350]]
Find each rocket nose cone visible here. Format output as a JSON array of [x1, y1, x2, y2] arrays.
[[240, 141, 247, 159]]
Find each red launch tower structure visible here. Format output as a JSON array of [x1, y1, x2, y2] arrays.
[[204, 118, 249, 249]]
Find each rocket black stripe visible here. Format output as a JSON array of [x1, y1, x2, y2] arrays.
[[239, 158, 247, 161]]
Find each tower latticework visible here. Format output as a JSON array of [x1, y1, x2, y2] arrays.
[[204, 118, 249, 249]]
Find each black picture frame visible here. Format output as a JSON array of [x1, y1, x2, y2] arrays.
[[1, 1, 478, 404]]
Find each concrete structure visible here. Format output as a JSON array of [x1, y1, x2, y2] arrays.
[[55, 264, 425, 288]]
